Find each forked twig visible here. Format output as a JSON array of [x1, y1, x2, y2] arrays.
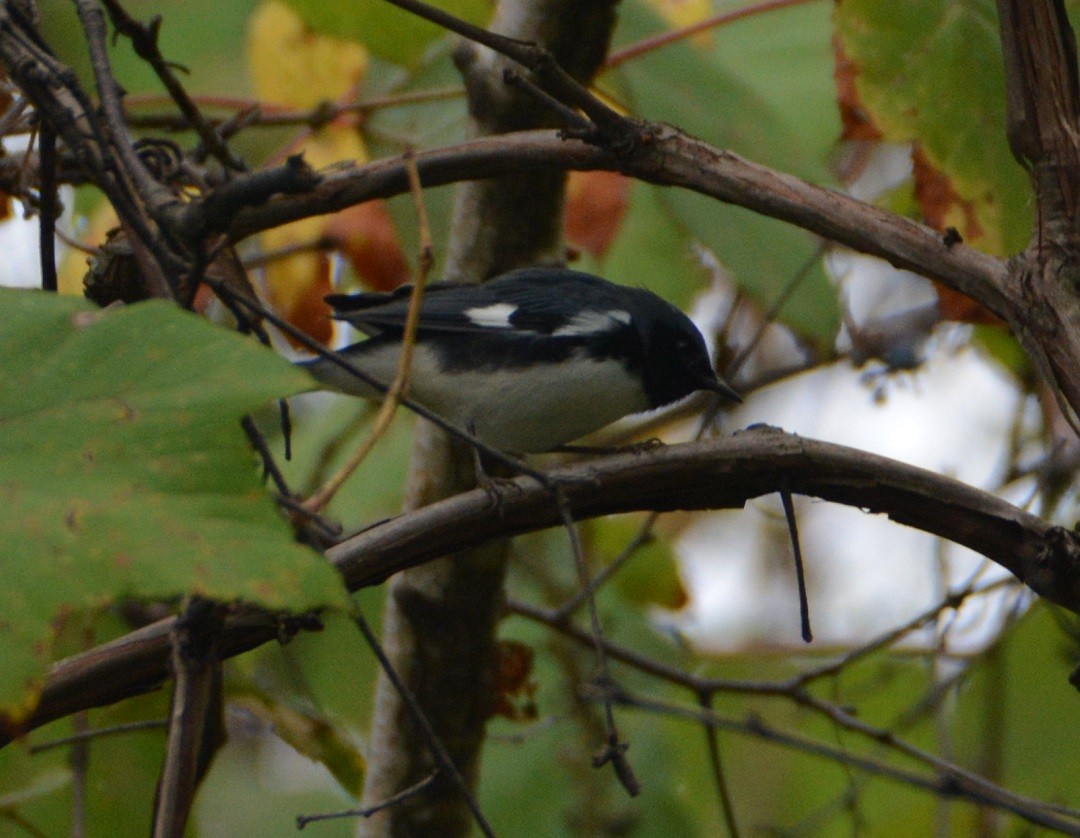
[[554, 489, 640, 797], [296, 771, 440, 829]]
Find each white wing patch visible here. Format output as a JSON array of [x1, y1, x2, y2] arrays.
[[553, 309, 632, 337], [464, 303, 517, 328]]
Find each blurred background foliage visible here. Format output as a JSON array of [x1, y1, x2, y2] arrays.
[[4, 0, 1080, 835]]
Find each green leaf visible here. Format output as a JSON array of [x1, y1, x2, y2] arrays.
[[590, 517, 687, 610], [835, 0, 1033, 255], [366, 42, 468, 284], [283, 0, 491, 67], [232, 690, 366, 795], [584, 180, 700, 310], [609, 0, 840, 344], [0, 290, 348, 719]]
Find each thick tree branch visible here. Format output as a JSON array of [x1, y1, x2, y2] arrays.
[[329, 427, 1076, 607], [997, 1, 1080, 422], [6, 427, 1078, 746], [226, 130, 1010, 318]]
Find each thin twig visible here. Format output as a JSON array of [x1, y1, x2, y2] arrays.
[[36, 122, 57, 292], [380, 0, 627, 140], [240, 236, 334, 269], [698, 692, 741, 838], [726, 242, 825, 380], [351, 610, 496, 838], [72, 0, 173, 212], [605, 0, 824, 69], [296, 771, 440, 829], [514, 585, 1077, 832], [502, 68, 593, 132], [99, 0, 244, 171], [554, 489, 640, 797], [793, 577, 1017, 687], [552, 510, 660, 621], [28, 719, 167, 754], [779, 481, 813, 643], [240, 416, 291, 498], [123, 87, 464, 133], [603, 688, 1080, 836], [305, 148, 433, 512], [69, 710, 88, 838]]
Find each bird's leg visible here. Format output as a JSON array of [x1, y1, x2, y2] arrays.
[[469, 429, 523, 515]]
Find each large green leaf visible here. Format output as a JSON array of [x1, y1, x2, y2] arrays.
[[0, 290, 348, 718], [39, 0, 260, 101], [835, 0, 1033, 255], [583, 180, 699, 309], [609, 0, 841, 345], [284, 0, 492, 67]]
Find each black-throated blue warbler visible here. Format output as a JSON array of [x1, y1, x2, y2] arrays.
[[300, 267, 740, 453]]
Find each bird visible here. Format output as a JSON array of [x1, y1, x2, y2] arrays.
[[299, 266, 740, 453]]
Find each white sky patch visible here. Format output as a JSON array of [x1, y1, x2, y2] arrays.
[[671, 345, 1028, 656], [553, 308, 632, 336], [0, 136, 73, 289], [465, 302, 517, 328]]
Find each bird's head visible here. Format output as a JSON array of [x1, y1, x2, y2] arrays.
[[637, 304, 741, 409]]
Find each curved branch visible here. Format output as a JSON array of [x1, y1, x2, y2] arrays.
[[8, 427, 1077, 745], [226, 130, 1013, 321], [329, 426, 1075, 606]]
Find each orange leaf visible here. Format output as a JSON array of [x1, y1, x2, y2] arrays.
[[911, 147, 1001, 325], [564, 170, 632, 258], [324, 201, 410, 292]]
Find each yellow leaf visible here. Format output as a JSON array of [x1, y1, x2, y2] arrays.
[[247, 2, 375, 342], [247, 0, 368, 110], [58, 200, 118, 296], [646, 0, 713, 48]]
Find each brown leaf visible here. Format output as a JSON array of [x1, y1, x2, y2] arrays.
[[564, 170, 632, 258], [833, 37, 881, 143], [911, 147, 1001, 325], [324, 201, 411, 292], [491, 640, 538, 722]]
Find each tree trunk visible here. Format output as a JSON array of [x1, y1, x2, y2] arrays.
[[358, 2, 619, 834]]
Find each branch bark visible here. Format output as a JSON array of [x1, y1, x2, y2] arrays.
[[329, 427, 1079, 610], [996, 1, 1080, 420], [225, 131, 1010, 316], [8, 428, 1079, 747]]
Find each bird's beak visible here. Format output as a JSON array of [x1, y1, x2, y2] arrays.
[[698, 374, 742, 403]]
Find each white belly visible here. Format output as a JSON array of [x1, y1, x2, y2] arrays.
[[306, 342, 650, 452], [416, 350, 650, 452]]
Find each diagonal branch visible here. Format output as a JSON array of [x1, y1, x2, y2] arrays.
[[225, 130, 1011, 320]]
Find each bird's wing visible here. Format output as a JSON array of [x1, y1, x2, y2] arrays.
[[325, 269, 637, 338], [324, 282, 492, 336]]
